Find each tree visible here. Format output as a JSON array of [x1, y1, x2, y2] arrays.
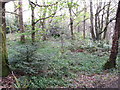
[[104, 1, 120, 69], [28, 0, 36, 42], [40, 1, 47, 41], [19, 0, 25, 42], [28, 0, 58, 42], [67, 0, 74, 40], [89, 0, 115, 41], [102, 1, 111, 39], [83, 1, 87, 39], [89, 0, 95, 40], [13, 1, 19, 31], [0, 2, 10, 77]]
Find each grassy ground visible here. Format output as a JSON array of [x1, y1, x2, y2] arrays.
[[2, 35, 118, 88]]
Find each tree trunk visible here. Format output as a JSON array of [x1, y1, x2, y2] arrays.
[[90, 0, 95, 40], [68, 0, 74, 40], [103, 2, 111, 39], [13, 2, 19, 30], [28, 0, 36, 42], [41, 21, 47, 41], [19, 0, 25, 42], [42, 1, 47, 41], [83, 2, 86, 39], [104, 1, 120, 69], [0, 2, 10, 77], [94, 2, 102, 41], [31, 7, 35, 42], [69, 15, 74, 40]]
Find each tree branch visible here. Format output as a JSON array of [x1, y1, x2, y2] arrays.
[[34, 12, 57, 24], [95, 3, 110, 15], [99, 17, 116, 34], [30, 1, 58, 7], [5, 11, 19, 16]]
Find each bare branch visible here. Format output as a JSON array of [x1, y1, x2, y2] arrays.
[[5, 11, 19, 16], [99, 17, 116, 34], [34, 12, 56, 24], [30, 1, 58, 7], [95, 3, 110, 15], [74, 18, 89, 28]]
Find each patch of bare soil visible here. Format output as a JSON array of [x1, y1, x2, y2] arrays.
[[98, 80, 118, 88], [73, 73, 119, 88], [0, 74, 15, 88], [0, 72, 21, 89], [0, 72, 118, 88]]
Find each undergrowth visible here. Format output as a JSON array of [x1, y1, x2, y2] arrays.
[[7, 40, 118, 88]]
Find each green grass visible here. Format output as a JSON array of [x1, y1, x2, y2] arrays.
[[7, 40, 118, 88]]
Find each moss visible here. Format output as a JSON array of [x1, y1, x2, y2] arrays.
[[2, 63, 10, 77], [0, 7, 10, 76]]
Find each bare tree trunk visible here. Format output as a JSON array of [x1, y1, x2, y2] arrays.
[[77, 25, 80, 33], [31, 7, 35, 42], [13, 1, 19, 32], [83, 1, 86, 39], [104, 1, 120, 69], [90, 0, 95, 40], [41, 21, 47, 41], [19, 0, 25, 42], [100, 2, 105, 37], [68, 0, 74, 40], [28, 0, 36, 42], [103, 2, 111, 39], [95, 2, 102, 40], [42, 1, 47, 41], [69, 14, 74, 40], [0, 2, 10, 77]]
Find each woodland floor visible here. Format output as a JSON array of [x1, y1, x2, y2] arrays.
[[0, 34, 119, 89], [0, 72, 119, 88]]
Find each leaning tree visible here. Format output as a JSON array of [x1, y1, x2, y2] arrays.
[[104, 1, 120, 69]]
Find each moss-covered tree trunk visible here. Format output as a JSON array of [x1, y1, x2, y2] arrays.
[[104, 1, 120, 69], [0, 2, 10, 77]]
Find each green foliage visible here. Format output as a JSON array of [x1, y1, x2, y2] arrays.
[[13, 76, 30, 88], [7, 40, 118, 88], [29, 76, 68, 88], [8, 43, 51, 75]]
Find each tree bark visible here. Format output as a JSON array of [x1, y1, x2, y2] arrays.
[[103, 2, 111, 39], [41, 21, 47, 41], [13, 1, 19, 31], [68, 0, 74, 40], [28, 0, 36, 42], [90, 0, 95, 40], [31, 8, 35, 42], [95, 2, 102, 40], [104, 1, 120, 69], [41, 1, 47, 41], [19, 0, 25, 42], [0, 2, 10, 77], [83, 2, 86, 39]]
